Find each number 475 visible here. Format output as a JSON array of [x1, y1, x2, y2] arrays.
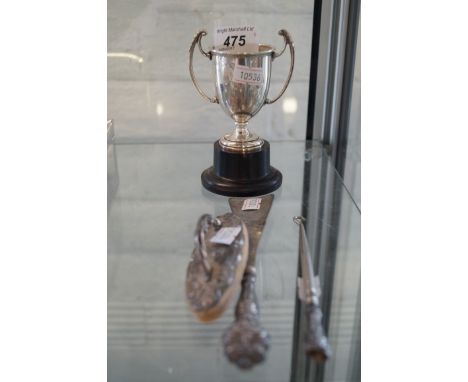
[[223, 35, 246, 47]]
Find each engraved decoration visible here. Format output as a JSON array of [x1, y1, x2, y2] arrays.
[[185, 213, 248, 322], [222, 270, 270, 369]]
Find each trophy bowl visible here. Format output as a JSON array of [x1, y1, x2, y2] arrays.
[[189, 29, 294, 196]]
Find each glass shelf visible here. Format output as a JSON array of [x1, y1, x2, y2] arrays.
[[107, 140, 360, 382]]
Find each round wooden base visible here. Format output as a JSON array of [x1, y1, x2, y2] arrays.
[[201, 140, 282, 197]]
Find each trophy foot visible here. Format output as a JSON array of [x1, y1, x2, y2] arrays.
[[201, 140, 282, 197], [202, 167, 282, 197], [219, 121, 264, 153]]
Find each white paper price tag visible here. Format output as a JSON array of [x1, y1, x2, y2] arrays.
[[209, 226, 242, 245], [214, 25, 257, 51], [233, 65, 264, 86], [242, 198, 262, 210]]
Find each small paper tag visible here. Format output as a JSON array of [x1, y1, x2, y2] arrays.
[[242, 198, 262, 210], [214, 25, 257, 51], [233, 64, 264, 86], [209, 226, 241, 245]]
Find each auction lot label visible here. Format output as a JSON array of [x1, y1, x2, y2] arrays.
[[214, 25, 257, 51]]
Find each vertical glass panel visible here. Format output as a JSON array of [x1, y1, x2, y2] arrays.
[[342, 19, 361, 208], [291, 143, 361, 382]]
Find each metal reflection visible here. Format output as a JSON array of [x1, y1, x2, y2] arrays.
[[107, 52, 144, 63]]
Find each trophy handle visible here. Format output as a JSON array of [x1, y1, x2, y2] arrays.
[[189, 30, 219, 104], [265, 30, 295, 104]]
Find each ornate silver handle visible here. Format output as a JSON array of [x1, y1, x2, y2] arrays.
[[265, 29, 295, 104], [304, 301, 332, 362], [222, 267, 270, 369], [189, 30, 219, 104], [293, 216, 332, 362]]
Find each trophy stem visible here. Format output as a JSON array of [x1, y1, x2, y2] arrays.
[[219, 122, 264, 153], [234, 122, 250, 141]]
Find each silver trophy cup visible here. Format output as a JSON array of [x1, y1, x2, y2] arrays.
[[189, 29, 294, 196]]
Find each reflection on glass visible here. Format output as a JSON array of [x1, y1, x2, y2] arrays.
[[107, 52, 144, 64], [156, 103, 164, 116], [282, 97, 298, 114]]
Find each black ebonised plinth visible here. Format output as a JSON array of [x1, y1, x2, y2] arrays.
[[201, 140, 282, 197]]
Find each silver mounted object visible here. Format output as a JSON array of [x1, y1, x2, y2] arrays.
[[186, 213, 249, 323], [222, 194, 274, 369], [293, 216, 332, 362]]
